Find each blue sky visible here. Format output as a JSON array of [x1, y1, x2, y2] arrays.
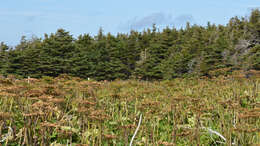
[[0, 0, 259, 46]]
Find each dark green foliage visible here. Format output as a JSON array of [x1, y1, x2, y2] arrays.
[[6, 45, 25, 76], [39, 29, 76, 77], [135, 25, 170, 80], [0, 42, 9, 75], [249, 9, 260, 45], [22, 38, 43, 78], [245, 45, 260, 70], [162, 49, 192, 79], [72, 34, 95, 78], [0, 10, 260, 80]]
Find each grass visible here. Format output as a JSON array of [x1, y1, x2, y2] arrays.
[[0, 72, 259, 145]]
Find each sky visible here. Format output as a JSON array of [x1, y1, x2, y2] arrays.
[[0, 0, 259, 46]]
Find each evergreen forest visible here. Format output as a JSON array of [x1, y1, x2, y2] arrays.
[[0, 9, 260, 80]]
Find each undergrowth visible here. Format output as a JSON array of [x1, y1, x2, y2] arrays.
[[0, 72, 260, 145]]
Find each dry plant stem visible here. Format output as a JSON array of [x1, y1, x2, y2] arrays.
[[124, 128, 128, 146], [0, 74, 259, 144], [195, 124, 200, 145], [99, 121, 102, 146], [172, 105, 177, 144], [0, 122, 3, 140], [129, 113, 142, 146]]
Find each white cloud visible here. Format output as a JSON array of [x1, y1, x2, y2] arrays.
[[118, 12, 195, 31]]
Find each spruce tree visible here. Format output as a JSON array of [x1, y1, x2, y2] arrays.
[[0, 42, 9, 76], [73, 34, 95, 78], [39, 29, 75, 77], [135, 25, 168, 80]]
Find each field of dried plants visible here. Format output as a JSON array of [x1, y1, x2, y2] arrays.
[[0, 72, 260, 145]]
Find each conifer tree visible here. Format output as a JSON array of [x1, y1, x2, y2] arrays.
[[92, 28, 111, 80], [73, 34, 95, 78], [135, 25, 168, 80], [0, 42, 9, 75], [39, 29, 75, 77], [22, 37, 43, 77]]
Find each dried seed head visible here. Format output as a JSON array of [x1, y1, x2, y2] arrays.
[[0, 112, 12, 120], [38, 95, 53, 101], [40, 122, 60, 128], [48, 98, 65, 104], [103, 134, 117, 139], [158, 141, 175, 146], [23, 112, 45, 117]]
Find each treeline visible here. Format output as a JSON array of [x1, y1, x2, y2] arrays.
[[0, 9, 259, 80]]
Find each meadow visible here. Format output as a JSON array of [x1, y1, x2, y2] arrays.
[[0, 71, 260, 145]]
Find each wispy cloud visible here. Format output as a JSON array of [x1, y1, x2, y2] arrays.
[[118, 12, 195, 31], [118, 12, 171, 30], [0, 10, 88, 23], [25, 15, 37, 22], [0, 10, 44, 23], [173, 14, 195, 28], [131, 12, 171, 29]]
